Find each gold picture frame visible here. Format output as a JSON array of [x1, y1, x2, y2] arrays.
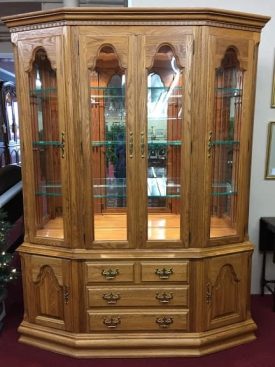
[[265, 122, 275, 179], [272, 58, 275, 108]]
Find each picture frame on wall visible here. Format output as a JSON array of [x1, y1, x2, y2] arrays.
[[272, 57, 275, 108], [265, 121, 275, 179]]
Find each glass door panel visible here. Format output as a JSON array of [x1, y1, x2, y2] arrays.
[[147, 45, 183, 241], [210, 47, 243, 238], [29, 49, 63, 240], [90, 46, 127, 241]]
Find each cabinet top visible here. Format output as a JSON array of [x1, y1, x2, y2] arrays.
[[2, 7, 270, 32]]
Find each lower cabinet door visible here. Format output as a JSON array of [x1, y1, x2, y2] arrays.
[[22, 254, 73, 331], [87, 310, 189, 332], [204, 252, 251, 330]]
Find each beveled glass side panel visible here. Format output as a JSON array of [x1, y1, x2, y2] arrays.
[[147, 46, 183, 241], [90, 46, 127, 241], [210, 48, 243, 238], [29, 49, 63, 239]]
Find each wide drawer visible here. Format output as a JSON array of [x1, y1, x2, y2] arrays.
[[141, 261, 189, 282], [85, 262, 134, 283], [87, 310, 189, 332], [87, 286, 189, 307]]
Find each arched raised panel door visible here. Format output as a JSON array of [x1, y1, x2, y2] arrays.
[[16, 32, 69, 247], [137, 31, 193, 248], [204, 253, 250, 330], [207, 31, 257, 245], [79, 33, 137, 248], [22, 254, 73, 331]]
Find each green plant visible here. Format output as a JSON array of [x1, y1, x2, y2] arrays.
[[0, 209, 18, 297]]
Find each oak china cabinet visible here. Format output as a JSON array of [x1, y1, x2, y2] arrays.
[[2, 7, 269, 357]]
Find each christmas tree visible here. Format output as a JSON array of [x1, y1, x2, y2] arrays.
[[0, 209, 18, 298]]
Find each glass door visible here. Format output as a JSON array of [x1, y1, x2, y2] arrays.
[[29, 48, 64, 242], [138, 34, 192, 248], [210, 47, 243, 239], [147, 45, 183, 241], [82, 34, 135, 247], [90, 46, 127, 241]]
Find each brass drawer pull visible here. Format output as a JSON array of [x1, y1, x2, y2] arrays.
[[208, 130, 213, 158], [102, 292, 121, 304], [101, 268, 119, 280], [155, 268, 173, 280], [103, 317, 121, 329], [129, 131, 134, 158], [140, 131, 145, 158], [156, 292, 173, 304], [156, 316, 173, 328], [60, 132, 65, 158]]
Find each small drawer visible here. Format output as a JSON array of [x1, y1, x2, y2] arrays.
[[85, 262, 134, 283], [87, 286, 189, 308], [141, 261, 189, 283], [87, 310, 189, 332]]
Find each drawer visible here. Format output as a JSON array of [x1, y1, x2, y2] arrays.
[[141, 261, 189, 282], [87, 286, 189, 308], [85, 262, 134, 283], [87, 310, 189, 332]]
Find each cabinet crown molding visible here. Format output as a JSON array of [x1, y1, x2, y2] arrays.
[[2, 7, 270, 32]]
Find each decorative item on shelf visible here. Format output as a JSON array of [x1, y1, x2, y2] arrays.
[[0, 209, 19, 331], [265, 121, 275, 179], [105, 123, 125, 166]]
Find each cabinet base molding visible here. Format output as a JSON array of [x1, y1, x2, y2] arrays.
[[18, 319, 256, 358]]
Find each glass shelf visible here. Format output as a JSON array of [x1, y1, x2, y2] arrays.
[[94, 194, 181, 199], [90, 86, 182, 91], [148, 117, 182, 122], [30, 87, 57, 96], [90, 86, 125, 99], [91, 95, 125, 99], [92, 140, 126, 147], [212, 140, 240, 146], [90, 87, 125, 90], [91, 140, 181, 147], [216, 87, 242, 97], [148, 140, 181, 146], [36, 183, 62, 197], [212, 182, 237, 196], [33, 141, 61, 147], [148, 86, 182, 91], [93, 178, 180, 198]]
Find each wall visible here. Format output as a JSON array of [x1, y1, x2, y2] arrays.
[[130, 0, 275, 294]]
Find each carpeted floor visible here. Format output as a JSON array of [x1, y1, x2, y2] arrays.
[[1, 279, 275, 367]]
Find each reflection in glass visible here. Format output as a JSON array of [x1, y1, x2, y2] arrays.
[[210, 47, 243, 238], [147, 45, 183, 241], [90, 46, 127, 241], [29, 49, 63, 239], [0, 81, 20, 166]]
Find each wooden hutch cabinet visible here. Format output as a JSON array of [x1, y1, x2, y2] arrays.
[[3, 8, 269, 357]]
